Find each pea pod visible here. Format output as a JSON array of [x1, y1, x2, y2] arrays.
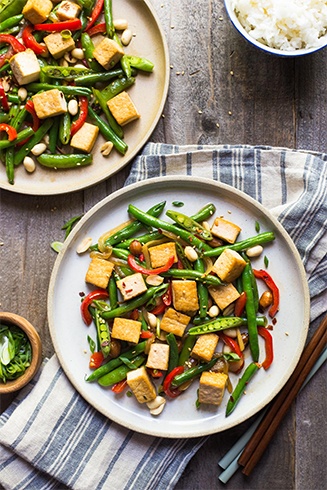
[[88, 106, 128, 155], [104, 0, 115, 38], [13, 119, 54, 166], [59, 112, 71, 145], [171, 358, 218, 387], [203, 232, 275, 257], [0, 14, 23, 32], [75, 68, 124, 86], [178, 335, 196, 366], [126, 55, 154, 73], [80, 32, 103, 72], [98, 354, 145, 386], [194, 258, 209, 318], [5, 147, 14, 185], [26, 83, 91, 97], [191, 203, 216, 223], [166, 209, 213, 240], [242, 263, 259, 362], [101, 76, 135, 102], [92, 88, 123, 139], [188, 316, 267, 336], [225, 362, 260, 416], [37, 153, 92, 169], [0, 0, 27, 22], [0, 127, 34, 150], [93, 309, 111, 358], [41, 66, 92, 79], [166, 333, 179, 373], [162, 269, 222, 286]]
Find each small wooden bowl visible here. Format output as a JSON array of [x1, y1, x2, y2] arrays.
[[0, 312, 42, 394]]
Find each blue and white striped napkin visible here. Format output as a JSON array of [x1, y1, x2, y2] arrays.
[[0, 144, 326, 490]]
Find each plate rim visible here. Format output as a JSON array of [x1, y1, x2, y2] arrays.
[[48, 176, 310, 437]]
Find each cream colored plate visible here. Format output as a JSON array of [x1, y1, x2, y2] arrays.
[[48, 177, 310, 438], [0, 1, 169, 195]]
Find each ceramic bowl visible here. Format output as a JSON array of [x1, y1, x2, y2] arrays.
[[0, 312, 42, 394], [224, 0, 327, 57]]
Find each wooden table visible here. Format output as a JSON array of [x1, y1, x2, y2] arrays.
[[1, 1, 326, 489]]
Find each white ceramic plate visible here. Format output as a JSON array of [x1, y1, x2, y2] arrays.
[[48, 177, 310, 438], [0, 0, 169, 195]]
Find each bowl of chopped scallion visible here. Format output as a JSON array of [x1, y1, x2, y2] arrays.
[[0, 312, 42, 394]]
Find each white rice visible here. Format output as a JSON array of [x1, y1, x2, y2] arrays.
[[231, 0, 327, 51]]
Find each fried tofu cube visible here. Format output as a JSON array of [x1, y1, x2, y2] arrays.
[[107, 91, 140, 126], [116, 273, 147, 301], [126, 366, 157, 403], [32, 89, 67, 119], [191, 333, 219, 362], [70, 122, 99, 153], [10, 49, 40, 86], [198, 372, 228, 406], [212, 249, 246, 283], [160, 308, 190, 337], [171, 280, 199, 315], [85, 257, 114, 289], [146, 343, 170, 371], [44, 32, 75, 59], [23, 0, 53, 24], [93, 37, 124, 69], [111, 318, 142, 344], [148, 242, 178, 269], [211, 218, 241, 244], [56, 0, 81, 20], [208, 283, 240, 311]]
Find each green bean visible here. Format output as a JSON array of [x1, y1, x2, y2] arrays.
[[242, 263, 259, 362], [108, 276, 118, 310], [59, 112, 71, 145], [80, 32, 103, 72], [98, 354, 145, 386], [166, 333, 179, 373], [112, 248, 129, 260], [37, 153, 92, 169], [126, 55, 154, 73], [41, 66, 92, 79], [75, 68, 124, 85], [104, 0, 115, 38], [171, 358, 218, 387], [101, 285, 168, 319], [86, 341, 147, 382], [101, 76, 135, 102], [5, 147, 14, 184], [115, 231, 163, 249], [92, 88, 123, 138], [225, 362, 260, 416], [128, 204, 213, 253], [0, 127, 34, 150], [75, 0, 95, 14], [166, 210, 213, 241], [0, 14, 23, 32], [113, 33, 131, 78], [178, 335, 196, 366], [188, 316, 267, 336], [162, 269, 222, 286], [26, 83, 91, 97], [14, 118, 53, 166], [48, 117, 60, 153], [203, 232, 275, 257], [0, 113, 9, 123], [0, 0, 26, 22], [194, 258, 209, 318], [88, 106, 128, 155]]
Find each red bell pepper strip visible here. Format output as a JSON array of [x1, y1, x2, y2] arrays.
[[0, 84, 10, 112], [140, 330, 154, 339], [253, 269, 279, 318], [220, 333, 243, 359], [70, 96, 88, 137], [258, 326, 274, 369], [0, 49, 13, 69], [149, 300, 166, 315], [85, 0, 104, 31], [163, 365, 184, 398], [33, 19, 82, 31], [234, 291, 247, 317], [25, 100, 40, 131], [89, 351, 104, 369], [86, 22, 106, 37], [111, 379, 128, 393], [148, 368, 163, 378], [81, 289, 109, 325], [127, 254, 175, 276], [22, 25, 48, 56], [0, 34, 25, 53], [0, 123, 17, 141], [162, 282, 172, 306]]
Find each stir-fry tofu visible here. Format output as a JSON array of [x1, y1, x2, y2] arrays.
[[209, 283, 240, 310], [116, 273, 147, 301], [93, 37, 124, 69], [107, 91, 140, 126], [85, 257, 114, 289], [211, 218, 241, 244], [212, 249, 246, 283], [10, 49, 40, 86], [198, 372, 228, 406], [127, 366, 157, 403], [56, 0, 81, 20], [160, 307, 190, 337], [44, 32, 76, 59], [32, 89, 67, 119], [22, 0, 53, 24], [148, 241, 178, 269], [171, 280, 199, 315], [191, 333, 219, 362], [70, 122, 99, 153], [111, 318, 142, 344], [146, 343, 170, 371]]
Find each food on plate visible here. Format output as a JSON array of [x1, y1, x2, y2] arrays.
[[78, 200, 279, 416], [231, 0, 327, 51], [0, 322, 32, 383], [0, 0, 154, 185]]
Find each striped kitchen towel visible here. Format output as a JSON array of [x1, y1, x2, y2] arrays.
[[0, 144, 326, 490]]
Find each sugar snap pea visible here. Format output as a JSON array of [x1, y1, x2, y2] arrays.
[[125, 55, 154, 73], [162, 268, 222, 286], [0, 14, 23, 32], [92, 88, 123, 139], [0, 127, 34, 150], [88, 106, 127, 155], [59, 112, 71, 145], [188, 316, 267, 336], [203, 232, 275, 257], [0, 0, 26, 22], [37, 153, 93, 169], [75, 68, 124, 86], [178, 335, 196, 366], [41, 66, 92, 79], [194, 258, 209, 318], [242, 263, 259, 362], [101, 76, 135, 102], [98, 354, 145, 386], [166, 210, 213, 241], [81, 32, 103, 72], [166, 333, 179, 373], [171, 358, 218, 387], [225, 362, 260, 416], [14, 118, 54, 166], [104, 0, 115, 38], [26, 83, 91, 97]]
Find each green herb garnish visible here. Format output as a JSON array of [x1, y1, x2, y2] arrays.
[[0, 324, 32, 383]]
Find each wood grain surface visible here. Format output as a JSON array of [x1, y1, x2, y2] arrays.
[[0, 1, 326, 489]]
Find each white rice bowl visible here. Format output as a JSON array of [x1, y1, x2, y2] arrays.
[[229, 0, 327, 53]]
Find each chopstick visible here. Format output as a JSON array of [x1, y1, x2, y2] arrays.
[[237, 315, 327, 476]]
